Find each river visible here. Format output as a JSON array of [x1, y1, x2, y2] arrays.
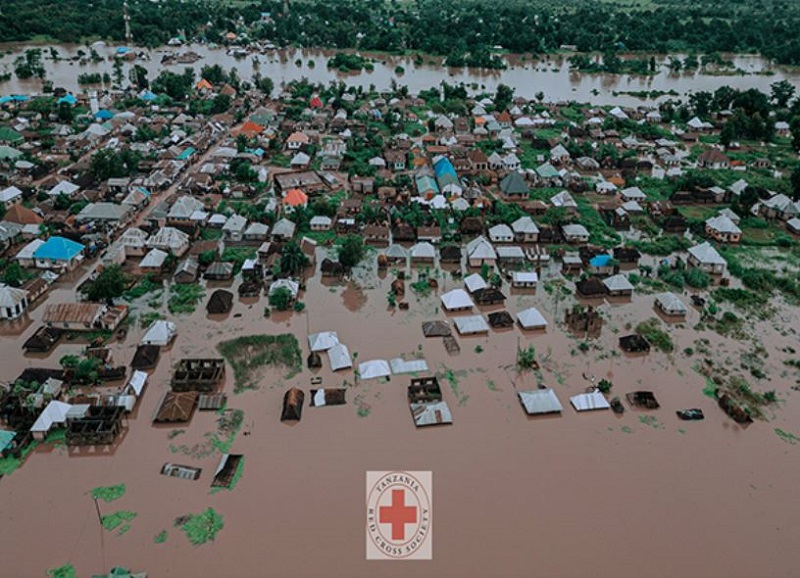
[[1, 44, 799, 106]]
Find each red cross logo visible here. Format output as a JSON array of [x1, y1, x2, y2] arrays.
[[379, 489, 417, 540]]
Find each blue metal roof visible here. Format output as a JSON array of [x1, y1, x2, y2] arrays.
[[33, 237, 84, 261], [590, 254, 612, 267]]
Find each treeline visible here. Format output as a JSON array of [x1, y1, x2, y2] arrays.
[[3, 0, 800, 64]]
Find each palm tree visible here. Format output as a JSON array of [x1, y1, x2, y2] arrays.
[[279, 242, 308, 276]]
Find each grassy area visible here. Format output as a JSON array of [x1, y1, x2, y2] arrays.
[[0, 441, 37, 476], [631, 234, 692, 256], [678, 205, 718, 221], [123, 275, 161, 301], [91, 484, 126, 503], [46, 564, 76, 578], [168, 284, 206, 314], [636, 318, 674, 353], [101, 510, 137, 535], [221, 246, 257, 273], [212, 409, 244, 453], [177, 508, 224, 546], [574, 197, 620, 248], [200, 227, 223, 241], [154, 530, 169, 544], [217, 334, 302, 392]]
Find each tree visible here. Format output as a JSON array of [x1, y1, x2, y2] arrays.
[[82, 265, 128, 302], [494, 83, 514, 112], [131, 65, 149, 90], [732, 186, 761, 216], [279, 242, 309, 276], [211, 93, 232, 114], [338, 235, 365, 269], [256, 76, 274, 96], [151, 68, 195, 101], [59, 355, 80, 371], [269, 286, 293, 311], [791, 166, 800, 202], [90, 148, 141, 180], [791, 116, 800, 151], [771, 80, 795, 108], [1, 262, 23, 286], [689, 91, 712, 118]]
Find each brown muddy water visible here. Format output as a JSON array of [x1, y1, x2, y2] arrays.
[[2, 44, 800, 106], [0, 247, 799, 578]]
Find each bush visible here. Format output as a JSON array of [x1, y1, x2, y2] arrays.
[[269, 286, 293, 311], [684, 268, 710, 289], [636, 318, 674, 353]]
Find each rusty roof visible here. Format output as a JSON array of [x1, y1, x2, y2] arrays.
[[43, 303, 102, 326]]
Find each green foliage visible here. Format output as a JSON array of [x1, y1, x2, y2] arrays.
[[0, 441, 37, 476], [152, 68, 195, 101], [636, 318, 674, 353], [91, 484, 126, 503], [101, 510, 137, 535], [177, 508, 224, 546], [90, 148, 141, 181], [82, 265, 128, 301], [123, 275, 161, 301], [47, 564, 76, 578], [632, 235, 692, 256], [328, 53, 372, 72], [279, 241, 309, 276], [154, 530, 169, 544], [597, 379, 613, 393], [338, 234, 366, 269], [217, 334, 302, 392], [712, 287, 768, 311], [292, 301, 306, 312], [517, 345, 537, 370], [269, 286, 293, 311], [168, 284, 205, 314]]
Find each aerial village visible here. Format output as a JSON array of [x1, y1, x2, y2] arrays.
[[0, 64, 799, 572]]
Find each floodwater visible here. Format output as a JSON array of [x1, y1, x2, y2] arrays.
[[0, 238, 799, 578], [2, 43, 800, 106]]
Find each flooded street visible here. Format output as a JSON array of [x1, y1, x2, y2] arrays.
[[0, 246, 798, 577], [2, 44, 800, 106]]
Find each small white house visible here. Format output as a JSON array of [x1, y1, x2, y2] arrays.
[[488, 224, 514, 244], [511, 271, 538, 289], [0, 284, 29, 319], [309, 216, 332, 231]]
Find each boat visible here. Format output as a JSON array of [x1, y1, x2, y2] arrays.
[[676, 408, 704, 420], [610, 397, 625, 414]]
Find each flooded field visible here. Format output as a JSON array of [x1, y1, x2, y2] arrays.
[[2, 44, 800, 106], [1, 244, 798, 577]]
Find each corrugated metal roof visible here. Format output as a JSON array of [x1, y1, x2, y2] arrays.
[[570, 392, 610, 412], [518, 389, 563, 415]]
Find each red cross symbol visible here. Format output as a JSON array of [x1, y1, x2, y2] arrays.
[[379, 489, 417, 540]]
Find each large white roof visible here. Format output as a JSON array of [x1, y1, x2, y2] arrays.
[[517, 307, 548, 329], [440, 289, 474, 311], [308, 331, 339, 352]]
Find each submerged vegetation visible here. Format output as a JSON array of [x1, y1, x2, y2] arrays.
[[176, 508, 225, 546], [636, 318, 674, 353], [217, 334, 302, 392], [91, 484, 126, 503], [101, 510, 137, 535]]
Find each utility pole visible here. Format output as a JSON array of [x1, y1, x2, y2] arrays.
[[123, 1, 133, 46]]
